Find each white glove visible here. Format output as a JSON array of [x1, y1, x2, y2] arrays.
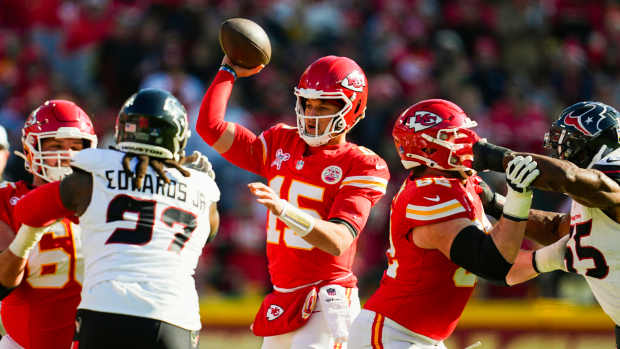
[[8, 224, 49, 258], [506, 155, 539, 193], [184, 151, 215, 180], [534, 234, 570, 273], [503, 156, 539, 220]]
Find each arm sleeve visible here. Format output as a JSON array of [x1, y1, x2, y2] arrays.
[[219, 124, 267, 175], [196, 70, 236, 146], [196, 69, 267, 176]]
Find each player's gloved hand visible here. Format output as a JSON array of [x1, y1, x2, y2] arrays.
[[122, 153, 190, 189], [505, 155, 539, 194], [181, 151, 215, 180], [471, 140, 513, 173], [502, 155, 539, 220], [475, 179, 505, 220], [533, 234, 570, 273]]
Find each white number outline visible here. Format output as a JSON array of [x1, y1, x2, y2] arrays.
[[26, 220, 80, 289], [266, 176, 325, 250]]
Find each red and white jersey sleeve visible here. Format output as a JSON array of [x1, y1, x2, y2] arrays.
[[327, 147, 389, 233], [364, 175, 487, 341], [0, 181, 82, 349], [258, 125, 389, 289], [0, 181, 30, 233], [400, 176, 480, 228]]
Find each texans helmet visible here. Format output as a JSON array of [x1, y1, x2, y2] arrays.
[[115, 88, 190, 161], [393, 99, 479, 171], [20, 100, 97, 182], [294, 56, 368, 147], [544, 101, 620, 168]]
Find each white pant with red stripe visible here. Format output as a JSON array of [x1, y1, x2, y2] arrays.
[[261, 285, 360, 349], [348, 310, 446, 349]]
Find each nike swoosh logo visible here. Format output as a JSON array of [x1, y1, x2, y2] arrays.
[[424, 195, 440, 202], [605, 157, 620, 163]]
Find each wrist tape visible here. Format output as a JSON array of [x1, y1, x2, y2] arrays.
[[502, 186, 532, 221], [277, 200, 316, 237], [9, 224, 47, 258]]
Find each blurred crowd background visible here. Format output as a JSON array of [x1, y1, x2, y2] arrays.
[[0, 0, 619, 304]]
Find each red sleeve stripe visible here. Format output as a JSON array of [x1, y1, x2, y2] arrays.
[[371, 312, 385, 349], [405, 199, 465, 221]]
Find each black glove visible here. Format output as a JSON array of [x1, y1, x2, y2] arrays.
[[477, 179, 504, 220], [472, 141, 513, 173]]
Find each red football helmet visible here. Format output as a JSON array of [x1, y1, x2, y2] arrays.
[[294, 56, 368, 146], [18, 100, 97, 182], [392, 99, 479, 171]]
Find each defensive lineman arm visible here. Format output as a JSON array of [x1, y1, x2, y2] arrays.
[[0, 156, 219, 298], [476, 145, 620, 284]]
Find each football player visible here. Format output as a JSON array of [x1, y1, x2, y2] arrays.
[[475, 101, 620, 348], [347, 99, 539, 349], [0, 100, 97, 349], [9, 88, 220, 349], [196, 55, 390, 348], [0, 125, 9, 182]]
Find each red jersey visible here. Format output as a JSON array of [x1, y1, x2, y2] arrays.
[[231, 124, 388, 288], [0, 181, 82, 349], [363, 174, 490, 340], [197, 70, 390, 289]]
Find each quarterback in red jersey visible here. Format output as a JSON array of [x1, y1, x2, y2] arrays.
[[197, 55, 389, 348], [348, 99, 539, 348], [0, 100, 97, 349]]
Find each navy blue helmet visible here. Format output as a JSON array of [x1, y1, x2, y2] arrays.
[[544, 101, 620, 168]]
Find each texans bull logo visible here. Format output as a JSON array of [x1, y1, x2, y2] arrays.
[[403, 111, 444, 132], [560, 103, 614, 137]]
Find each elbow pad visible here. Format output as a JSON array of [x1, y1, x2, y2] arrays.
[[449, 225, 513, 285]]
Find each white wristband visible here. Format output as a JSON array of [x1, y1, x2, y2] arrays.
[[8, 225, 47, 258], [534, 234, 570, 273], [502, 186, 533, 220], [277, 200, 316, 237]]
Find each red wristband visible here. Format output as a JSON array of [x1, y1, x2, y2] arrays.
[[15, 181, 76, 227]]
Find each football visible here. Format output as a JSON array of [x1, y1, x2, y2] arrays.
[[219, 18, 271, 69]]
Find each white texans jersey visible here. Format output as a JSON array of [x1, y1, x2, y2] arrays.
[[70, 148, 219, 330], [566, 149, 620, 325]]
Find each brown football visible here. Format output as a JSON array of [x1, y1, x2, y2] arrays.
[[219, 18, 271, 69]]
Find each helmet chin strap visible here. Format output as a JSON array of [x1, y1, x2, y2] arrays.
[[586, 145, 609, 169]]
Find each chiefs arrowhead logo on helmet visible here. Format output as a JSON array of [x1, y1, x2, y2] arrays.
[[341, 70, 365, 92], [403, 111, 444, 132]]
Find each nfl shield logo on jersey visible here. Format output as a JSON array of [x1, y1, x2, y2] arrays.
[[266, 304, 284, 321], [321, 165, 343, 184]]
